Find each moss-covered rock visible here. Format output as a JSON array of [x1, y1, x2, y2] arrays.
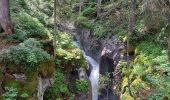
[[39, 60, 55, 78]]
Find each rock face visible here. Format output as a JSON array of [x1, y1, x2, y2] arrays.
[[99, 36, 124, 100], [77, 28, 101, 62], [37, 77, 54, 100], [100, 36, 124, 74], [74, 28, 124, 100], [58, 22, 124, 100]]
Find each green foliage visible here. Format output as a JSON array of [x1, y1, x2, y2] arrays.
[[20, 93, 29, 98], [122, 50, 170, 99], [7, 33, 27, 42], [25, 0, 53, 26], [59, 33, 74, 49], [44, 70, 72, 99], [10, 0, 28, 13], [10, 0, 53, 24], [3, 87, 29, 100], [81, 5, 96, 17], [137, 41, 163, 58], [77, 16, 88, 23], [99, 74, 111, 92], [53, 71, 69, 94], [94, 24, 107, 38], [56, 32, 87, 68], [4, 81, 21, 90], [152, 51, 170, 75], [3, 87, 18, 100], [21, 38, 42, 48], [148, 89, 170, 100], [115, 27, 127, 40], [0, 39, 51, 73], [12, 12, 51, 40], [75, 79, 88, 93]]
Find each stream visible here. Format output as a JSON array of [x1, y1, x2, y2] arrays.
[[73, 40, 99, 100]]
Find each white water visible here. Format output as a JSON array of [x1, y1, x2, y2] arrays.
[[73, 41, 99, 100]]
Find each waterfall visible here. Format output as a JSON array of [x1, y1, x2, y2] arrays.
[[73, 41, 99, 100]]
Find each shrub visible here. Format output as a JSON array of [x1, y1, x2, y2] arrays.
[[21, 38, 42, 48], [12, 12, 51, 40], [99, 74, 111, 92], [3, 87, 29, 100], [3, 87, 18, 100], [137, 41, 163, 58], [7, 33, 27, 42], [56, 32, 87, 68], [94, 24, 107, 38], [81, 5, 96, 17], [75, 79, 88, 93], [44, 70, 72, 99], [0, 39, 51, 73]]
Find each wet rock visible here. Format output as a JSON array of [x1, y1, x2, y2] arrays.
[[100, 36, 124, 75], [78, 28, 101, 62], [57, 22, 124, 100], [37, 76, 54, 100], [86, 64, 92, 77], [13, 73, 27, 83], [78, 68, 87, 80], [98, 36, 124, 100]]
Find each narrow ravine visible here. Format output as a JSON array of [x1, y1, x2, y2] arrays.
[[73, 40, 99, 100]]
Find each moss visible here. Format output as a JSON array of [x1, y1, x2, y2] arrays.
[[24, 72, 38, 95], [3, 80, 21, 90], [39, 60, 55, 78]]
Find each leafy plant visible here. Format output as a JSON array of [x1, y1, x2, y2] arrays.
[[81, 5, 96, 17], [94, 24, 107, 38], [12, 12, 51, 40], [137, 41, 163, 58], [56, 32, 87, 68], [44, 70, 71, 99], [0, 39, 51, 73], [3, 87, 29, 100], [75, 79, 88, 93], [99, 74, 111, 91], [3, 87, 18, 100]]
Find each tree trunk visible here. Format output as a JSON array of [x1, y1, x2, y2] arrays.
[[97, 0, 102, 17], [0, 0, 12, 35], [168, 35, 170, 58], [128, 0, 136, 34], [53, 0, 57, 58], [127, 0, 136, 97], [79, 0, 83, 15]]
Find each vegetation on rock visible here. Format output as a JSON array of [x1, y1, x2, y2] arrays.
[[0, 0, 170, 100]]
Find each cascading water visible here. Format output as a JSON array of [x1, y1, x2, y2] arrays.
[[73, 41, 99, 100]]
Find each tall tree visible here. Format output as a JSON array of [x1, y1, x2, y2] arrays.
[[53, 0, 57, 58], [127, 0, 136, 97], [97, 0, 102, 17], [0, 0, 12, 35], [79, 0, 83, 15]]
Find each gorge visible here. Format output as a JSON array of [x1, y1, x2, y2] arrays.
[[0, 0, 170, 100]]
